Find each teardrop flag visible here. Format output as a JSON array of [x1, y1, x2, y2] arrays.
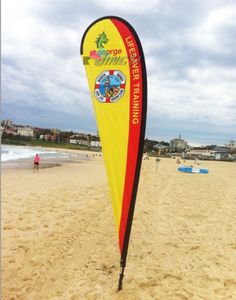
[[80, 16, 147, 290]]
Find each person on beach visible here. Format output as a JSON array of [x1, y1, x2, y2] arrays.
[[34, 154, 40, 172]]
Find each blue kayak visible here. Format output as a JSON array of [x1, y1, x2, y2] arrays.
[[178, 166, 209, 174]]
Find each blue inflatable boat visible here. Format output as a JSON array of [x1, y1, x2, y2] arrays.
[[178, 166, 209, 174]]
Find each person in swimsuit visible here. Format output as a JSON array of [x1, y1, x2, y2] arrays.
[[34, 154, 40, 172]]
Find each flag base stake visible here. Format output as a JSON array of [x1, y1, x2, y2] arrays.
[[118, 265, 125, 291]]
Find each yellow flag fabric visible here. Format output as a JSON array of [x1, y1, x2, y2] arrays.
[[81, 16, 147, 261]]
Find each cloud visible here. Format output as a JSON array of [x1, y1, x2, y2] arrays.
[[2, 0, 236, 144], [141, 1, 236, 136], [2, 0, 93, 119], [94, 0, 161, 14]]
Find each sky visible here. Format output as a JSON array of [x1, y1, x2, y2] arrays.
[[2, 0, 236, 146]]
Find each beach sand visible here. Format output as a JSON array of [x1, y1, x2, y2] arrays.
[[2, 155, 236, 299]]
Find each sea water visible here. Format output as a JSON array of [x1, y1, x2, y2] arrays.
[[1, 145, 72, 162]]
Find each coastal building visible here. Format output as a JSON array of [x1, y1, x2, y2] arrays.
[[2, 119, 13, 127], [185, 145, 233, 160], [17, 127, 34, 137], [186, 147, 216, 158], [4, 128, 18, 135], [44, 135, 51, 141], [153, 143, 169, 155], [214, 146, 230, 153], [227, 140, 235, 149], [169, 134, 188, 153], [69, 138, 89, 146], [214, 146, 231, 160], [51, 128, 61, 134], [90, 141, 101, 148], [50, 135, 57, 142]]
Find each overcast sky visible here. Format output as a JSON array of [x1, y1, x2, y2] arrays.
[[2, 0, 236, 145]]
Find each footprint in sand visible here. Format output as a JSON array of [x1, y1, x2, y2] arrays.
[[3, 225, 13, 230], [224, 279, 236, 287], [163, 273, 182, 281], [190, 245, 200, 250], [18, 226, 32, 231], [174, 293, 188, 300], [139, 279, 159, 288], [214, 288, 227, 296]]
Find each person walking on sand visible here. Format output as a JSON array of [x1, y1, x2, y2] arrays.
[[34, 154, 40, 172]]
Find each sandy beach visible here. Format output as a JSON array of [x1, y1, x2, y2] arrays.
[[2, 154, 236, 299]]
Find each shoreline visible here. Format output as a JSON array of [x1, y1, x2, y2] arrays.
[[2, 143, 235, 164], [1, 146, 103, 170], [1, 140, 102, 153]]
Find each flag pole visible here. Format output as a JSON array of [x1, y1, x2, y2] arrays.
[[117, 163, 139, 292]]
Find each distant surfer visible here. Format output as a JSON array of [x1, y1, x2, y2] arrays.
[[34, 154, 40, 172], [155, 157, 160, 170]]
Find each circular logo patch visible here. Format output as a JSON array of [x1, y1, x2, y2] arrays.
[[94, 70, 126, 103]]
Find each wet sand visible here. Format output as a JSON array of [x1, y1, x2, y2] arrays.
[[2, 155, 236, 299]]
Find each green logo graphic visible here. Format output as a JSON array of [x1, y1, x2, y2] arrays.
[[96, 32, 109, 49]]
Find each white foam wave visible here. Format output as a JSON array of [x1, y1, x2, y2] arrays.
[[1, 145, 68, 162]]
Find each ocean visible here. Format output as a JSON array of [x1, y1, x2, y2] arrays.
[[1, 145, 80, 162]]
